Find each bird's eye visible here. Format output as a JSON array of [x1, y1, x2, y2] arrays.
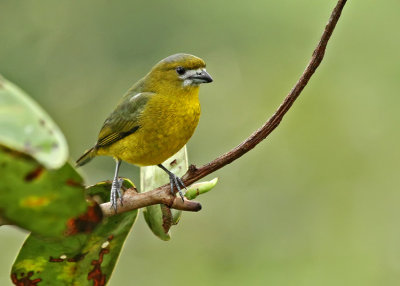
[[176, 66, 186, 75]]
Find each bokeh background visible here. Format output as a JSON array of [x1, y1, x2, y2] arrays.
[[1, 0, 400, 285]]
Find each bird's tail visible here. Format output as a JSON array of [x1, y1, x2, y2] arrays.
[[76, 147, 96, 167]]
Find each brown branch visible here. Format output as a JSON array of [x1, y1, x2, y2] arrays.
[[101, 187, 201, 217], [100, 0, 347, 217]]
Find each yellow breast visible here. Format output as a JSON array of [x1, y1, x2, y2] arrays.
[[103, 87, 201, 166]]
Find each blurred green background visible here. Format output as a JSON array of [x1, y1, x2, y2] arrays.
[[1, 0, 400, 285]]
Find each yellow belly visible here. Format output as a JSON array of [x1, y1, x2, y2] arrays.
[[98, 90, 200, 166]]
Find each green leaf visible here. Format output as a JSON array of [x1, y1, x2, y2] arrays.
[[140, 146, 188, 241], [184, 178, 219, 200], [0, 145, 87, 236], [11, 179, 138, 286], [0, 75, 68, 169]]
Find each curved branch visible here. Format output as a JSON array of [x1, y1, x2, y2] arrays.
[[100, 0, 347, 217]]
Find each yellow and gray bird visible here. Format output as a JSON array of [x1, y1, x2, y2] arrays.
[[76, 53, 213, 210]]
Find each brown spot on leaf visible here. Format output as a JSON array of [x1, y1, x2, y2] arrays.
[[169, 159, 177, 166], [66, 179, 83, 187], [65, 202, 103, 236], [49, 252, 88, 263], [87, 236, 114, 286], [161, 204, 172, 233], [67, 252, 88, 262], [11, 271, 42, 286], [48, 257, 64, 263], [24, 166, 44, 182], [38, 119, 46, 127]]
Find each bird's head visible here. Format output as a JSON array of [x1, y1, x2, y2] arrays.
[[144, 53, 213, 93]]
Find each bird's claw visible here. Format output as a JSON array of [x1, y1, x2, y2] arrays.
[[168, 174, 186, 202], [110, 178, 124, 212]]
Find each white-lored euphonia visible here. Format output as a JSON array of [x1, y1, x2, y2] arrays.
[[76, 54, 213, 210]]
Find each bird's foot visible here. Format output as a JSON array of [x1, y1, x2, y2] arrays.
[[168, 173, 187, 202], [110, 177, 124, 212]]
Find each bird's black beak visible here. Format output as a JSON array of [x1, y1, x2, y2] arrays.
[[189, 69, 213, 84]]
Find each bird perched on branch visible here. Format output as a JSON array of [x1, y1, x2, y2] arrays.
[[76, 53, 213, 211]]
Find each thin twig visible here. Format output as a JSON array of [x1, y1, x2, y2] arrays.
[[100, 0, 347, 217]]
